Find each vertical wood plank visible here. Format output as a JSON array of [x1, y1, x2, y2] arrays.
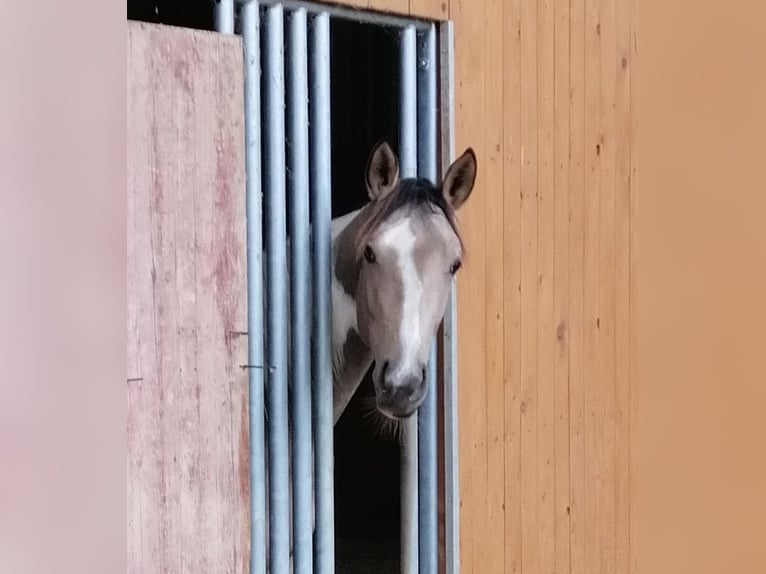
[[597, 0, 617, 572], [536, 0, 557, 570], [553, 0, 572, 571], [127, 22, 249, 574], [503, 0, 523, 571], [568, 0, 587, 571], [483, 0, 506, 570], [452, 0, 487, 571], [598, 0, 618, 569], [614, 0, 632, 572], [127, 25, 161, 573], [583, 0, 602, 569], [629, 0, 639, 572], [520, 0, 540, 569]]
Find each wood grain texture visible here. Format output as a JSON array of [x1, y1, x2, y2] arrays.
[[127, 22, 249, 574], [583, 0, 602, 569], [536, 0, 556, 570], [445, 0, 637, 571], [568, 0, 587, 572], [502, 0, 523, 571], [597, 0, 617, 570], [339, 0, 450, 21], [519, 0, 540, 570], [451, 0, 487, 571], [553, 0, 572, 571], [368, 0, 410, 17], [409, 0, 450, 20], [628, 1, 639, 572], [614, 0, 632, 571], [483, 0, 506, 572]]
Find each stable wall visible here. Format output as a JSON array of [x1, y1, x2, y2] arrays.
[[337, 0, 639, 572], [126, 0, 639, 571], [451, 1, 638, 572]]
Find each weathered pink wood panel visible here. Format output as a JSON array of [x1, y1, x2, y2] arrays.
[[127, 22, 249, 574]]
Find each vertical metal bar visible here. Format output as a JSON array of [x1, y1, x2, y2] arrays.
[[309, 11, 335, 574], [242, 4, 266, 573], [214, 0, 235, 33], [417, 23, 438, 574], [242, 2, 266, 574], [399, 23, 419, 574], [287, 7, 313, 573], [439, 20, 460, 574], [400, 26, 418, 179], [263, 5, 290, 573]]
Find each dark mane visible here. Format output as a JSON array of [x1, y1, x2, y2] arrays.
[[354, 177, 464, 259]]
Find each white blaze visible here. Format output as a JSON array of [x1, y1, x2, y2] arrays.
[[379, 218, 422, 381]]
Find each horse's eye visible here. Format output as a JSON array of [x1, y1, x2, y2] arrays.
[[449, 260, 462, 275], [364, 246, 377, 264]]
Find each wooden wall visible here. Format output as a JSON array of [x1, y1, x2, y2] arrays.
[[337, 0, 451, 20], [448, 0, 638, 572], [127, 22, 249, 573], [340, 0, 639, 572]]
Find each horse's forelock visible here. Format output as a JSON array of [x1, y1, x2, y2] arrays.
[[353, 179, 463, 259]]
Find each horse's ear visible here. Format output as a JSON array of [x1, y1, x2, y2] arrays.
[[441, 148, 477, 210], [365, 141, 400, 201]]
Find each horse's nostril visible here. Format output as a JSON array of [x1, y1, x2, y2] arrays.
[[379, 361, 392, 393], [421, 367, 426, 382]]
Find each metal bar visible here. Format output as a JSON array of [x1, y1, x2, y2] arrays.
[[399, 24, 419, 574], [309, 11, 335, 574], [241, 4, 266, 573], [417, 23, 438, 574], [438, 20, 460, 574], [402, 419, 419, 574], [263, 5, 291, 572], [287, 7, 313, 573], [255, 0, 432, 30], [214, 0, 235, 33], [400, 26, 418, 180]]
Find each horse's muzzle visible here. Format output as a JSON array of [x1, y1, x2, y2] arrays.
[[375, 365, 427, 418]]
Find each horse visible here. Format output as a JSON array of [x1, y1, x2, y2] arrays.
[[267, 140, 477, 571], [330, 140, 477, 424]]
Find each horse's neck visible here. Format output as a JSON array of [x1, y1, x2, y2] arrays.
[[330, 207, 373, 423]]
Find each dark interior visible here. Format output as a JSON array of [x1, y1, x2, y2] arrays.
[[128, 3, 404, 571], [128, 0, 215, 30], [330, 19, 402, 574]]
